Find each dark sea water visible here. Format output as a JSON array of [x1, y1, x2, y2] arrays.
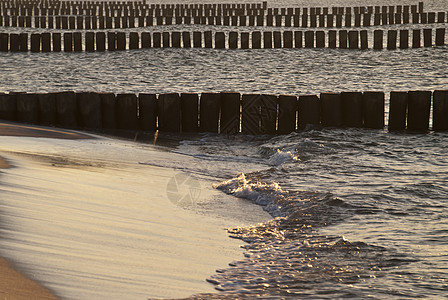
[[1, 0, 448, 299]]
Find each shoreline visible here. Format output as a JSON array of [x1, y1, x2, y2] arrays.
[[0, 121, 272, 299]]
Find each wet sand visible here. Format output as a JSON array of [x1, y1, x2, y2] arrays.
[[0, 121, 271, 299]]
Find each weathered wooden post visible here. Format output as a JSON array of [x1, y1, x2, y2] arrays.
[[76, 92, 102, 129], [215, 32, 225, 49], [341, 92, 363, 127], [363, 92, 384, 129], [220, 92, 241, 134], [339, 30, 348, 49], [56, 91, 77, 128], [139, 93, 157, 132], [388, 91, 408, 130], [360, 30, 368, 49], [129, 32, 139, 49], [423, 28, 432, 47], [31, 33, 41, 52], [316, 31, 325, 48], [229, 32, 238, 49], [38, 93, 56, 125], [16, 93, 39, 124], [328, 30, 337, 48], [407, 91, 431, 131], [277, 95, 297, 134], [241, 94, 277, 135], [19, 33, 28, 51], [283, 31, 293, 48], [436, 28, 445, 46], [252, 31, 261, 49], [374, 30, 383, 50], [305, 31, 314, 48], [204, 31, 212, 48], [86, 32, 95, 51], [63, 33, 73, 52], [387, 30, 397, 50], [241, 32, 249, 49], [295, 31, 303, 48], [100, 93, 116, 129], [162, 32, 170, 48], [273, 31, 282, 48], [264, 31, 272, 49], [400, 30, 409, 49], [348, 31, 359, 49], [171, 31, 181, 48], [116, 93, 138, 130], [193, 31, 201, 48], [412, 29, 420, 48], [433, 90, 448, 131], [0, 93, 17, 121], [117, 32, 126, 50], [298, 95, 320, 130], [320, 93, 342, 127], [108, 32, 117, 50], [200, 93, 221, 133], [73, 32, 82, 52], [158, 93, 181, 132], [180, 93, 199, 132]]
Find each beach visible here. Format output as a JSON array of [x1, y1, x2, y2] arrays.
[[0, 121, 271, 299]]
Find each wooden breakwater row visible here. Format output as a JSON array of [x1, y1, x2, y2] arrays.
[[0, 1, 430, 17], [0, 28, 445, 51], [1, 11, 446, 29], [0, 90, 447, 134]]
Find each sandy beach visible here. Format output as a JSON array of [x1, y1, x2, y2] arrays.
[[0, 121, 271, 299]]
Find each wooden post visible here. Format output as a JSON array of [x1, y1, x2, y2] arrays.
[[76, 92, 102, 129], [38, 93, 56, 125], [363, 92, 384, 129], [273, 31, 281, 48], [436, 28, 445, 46], [129, 32, 139, 49], [252, 32, 262, 49], [117, 32, 126, 50], [108, 32, 117, 50], [329, 30, 336, 48], [0, 93, 17, 121], [204, 31, 212, 48], [96, 32, 105, 51], [316, 31, 325, 48], [16, 93, 39, 124], [64, 33, 73, 52], [215, 32, 225, 49], [298, 95, 320, 130], [193, 31, 201, 48], [412, 29, 420, 48], [348, 31, 359, 49], [19, 33, 28, 52], [200, 93, 221, 133], [339, 30, 348, 49], [116, 93, 138, 130], [277, 95, 297, 134], [220, 92, 241, 134], [320, 93, 342, 127], [139, 93, 157, 132], [360, 30, 368, 49], [242, 94, 277, 135], [423, 28, 432, 47], [400, 30, 409, 49], [86, 32, 95, 51], [158, 93, 181, 132], [341, 92, 363, 127], [283, 31, 293, 48], [241, 32, 249, 49], [263, 31, 272, 49], [374, 30, 383, 50], [387, 30, 397, 50], [31, 33, 41, 52], [162, 32, 170, 48], [295, 31, 303, 48], [433, 90, 448, 131], [56, 91, 77, 128], [229, 32, 238, 49], [171, 31, 181, 48], [181, 32, 190, 48], [180, 93, 199, 132], [305, 31, 314, 48], [407, 91, 431, 131], [100, 93, 116, 129], [388, 91, 408, 130]]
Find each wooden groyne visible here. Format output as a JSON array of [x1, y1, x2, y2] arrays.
[[0, 28, 445, 51], [0, 1, 446, 29], [1, 90, 447, 134]]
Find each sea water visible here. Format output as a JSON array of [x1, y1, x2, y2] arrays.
[[0, 0, 448, 298]]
